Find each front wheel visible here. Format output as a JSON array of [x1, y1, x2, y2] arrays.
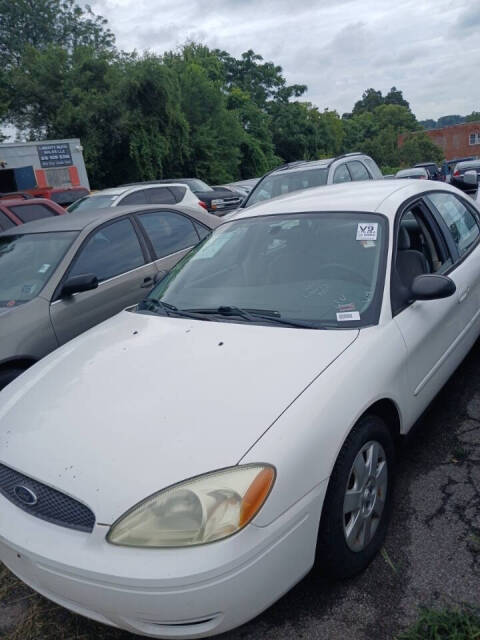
[[316, 414, 395, 579]]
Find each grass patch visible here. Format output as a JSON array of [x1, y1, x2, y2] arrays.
[[398, 607, 480, 640]]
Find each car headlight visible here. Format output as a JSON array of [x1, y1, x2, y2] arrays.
[[107, 464, 275, 548]]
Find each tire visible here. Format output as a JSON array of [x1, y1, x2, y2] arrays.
[[0, 368, 26, 391], [316, 414, 395, 579]]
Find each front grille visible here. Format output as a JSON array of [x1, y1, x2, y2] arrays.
[[0, 463, 95, 533]]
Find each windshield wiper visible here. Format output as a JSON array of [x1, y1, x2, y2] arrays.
[[137, 299, 212, 321], [182, 306, 317, 329]]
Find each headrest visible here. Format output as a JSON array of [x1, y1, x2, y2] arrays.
[[398, 226, 411, 250]]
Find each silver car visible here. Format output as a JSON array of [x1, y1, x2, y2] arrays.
[[0, 205, 219, 389]]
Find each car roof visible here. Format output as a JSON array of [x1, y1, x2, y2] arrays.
[[0, 204, 218, 236], [91, 183, 188, 197], [0, 197, 59, 206], [234, 179, 461, 221]]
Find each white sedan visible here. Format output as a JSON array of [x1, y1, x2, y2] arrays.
[[1, 180, 480, 638]]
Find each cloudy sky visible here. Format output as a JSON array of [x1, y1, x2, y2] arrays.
[[89, 0, 479, 120]]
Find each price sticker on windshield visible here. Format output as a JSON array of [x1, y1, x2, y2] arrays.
[[356, 223, 378, 241]]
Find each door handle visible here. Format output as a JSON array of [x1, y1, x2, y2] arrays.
[[141, 277, 154, 288], [459, 287, 470, 303]]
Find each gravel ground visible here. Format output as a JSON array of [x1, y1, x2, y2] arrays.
[[1, 340, 479, 639]]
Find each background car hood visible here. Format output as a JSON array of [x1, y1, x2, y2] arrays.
[[0, 311, 358, 523]]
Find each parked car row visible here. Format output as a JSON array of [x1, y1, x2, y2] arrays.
[[1, 179, 480, 638], [395, 160, 480, 195], [0, 203, 219, 389]]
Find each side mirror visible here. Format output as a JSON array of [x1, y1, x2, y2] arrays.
[[463, 170, 478, 186], [410, 274, 456, 301], [61, 273, 98, 297]]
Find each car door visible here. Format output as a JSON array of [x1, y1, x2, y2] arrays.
[[424, 191, 480, 346], [134, 209, 202, 275], [391, 198, 465, 421], [50, 217, 156, 345]]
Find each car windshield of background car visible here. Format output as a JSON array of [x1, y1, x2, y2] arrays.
[[146, 212, 387, 328], [68, 195, 117, 212], [188, 179, 213, 193], [0, 231, 77, 306], [246, 168, 329, 207]]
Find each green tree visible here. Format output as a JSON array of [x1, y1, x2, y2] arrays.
[[0, 0, 114, 69], [465, 111, 480, 122], [352, 88, 383, 115], [399, 132, 443, 165]]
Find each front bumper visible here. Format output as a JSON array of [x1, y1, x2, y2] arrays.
[[0, 482, 326, 638]]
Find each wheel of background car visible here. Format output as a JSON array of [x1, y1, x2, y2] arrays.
[[316, 414, 395, 579], [315, 263, 371, 285], [0, 368, 26, 391]]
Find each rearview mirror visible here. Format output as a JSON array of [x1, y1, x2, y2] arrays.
[[61, 274, 98, 297], [410, 274, 456, 301], [463, 170, 478, 186]]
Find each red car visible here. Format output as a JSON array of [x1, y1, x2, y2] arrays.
[[0, 197, 66, 232], [28, 186, 90, 208]]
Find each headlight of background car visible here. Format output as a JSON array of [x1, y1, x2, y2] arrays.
[[107, 464, 275, 547]]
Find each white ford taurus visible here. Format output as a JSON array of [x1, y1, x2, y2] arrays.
[[1, 180, 480, 638]]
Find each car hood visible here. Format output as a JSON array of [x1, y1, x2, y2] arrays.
[[0, 311, 358, 524]]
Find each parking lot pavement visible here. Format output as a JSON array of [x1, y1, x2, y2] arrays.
[[1, 341, 479, 639]]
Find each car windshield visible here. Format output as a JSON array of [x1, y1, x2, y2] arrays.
[[68, 194, 117, 212], [246, 168, 329, 207], [396, 169, 426, 178], [0, 231, 77, 306], [186, 179, 213, 193], [143, 212, 387, 329]]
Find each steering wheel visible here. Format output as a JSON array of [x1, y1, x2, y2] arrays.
[[315, 263, 370, 286]]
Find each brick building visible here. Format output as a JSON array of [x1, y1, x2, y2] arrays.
[[399, 121, 480, 161]]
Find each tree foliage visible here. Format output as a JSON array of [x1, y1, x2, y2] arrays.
[[0, 1, 448, 186]]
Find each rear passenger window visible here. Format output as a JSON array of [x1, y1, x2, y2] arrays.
[[137, 211, 199, 258], [348, 161, 370, 181], [167, 186, 187, 203], [427, 193, 480, 257], [9, 204, 57, 223], [70, 219, 145, 282], [120, 190, 148, 205], [333, 164, 351, 184], [0, 210, 15, 230], [146, 188, 176, 205]]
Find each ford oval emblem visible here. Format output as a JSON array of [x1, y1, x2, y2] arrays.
[[13, 485, 38, 506]]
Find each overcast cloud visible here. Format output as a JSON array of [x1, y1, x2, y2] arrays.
[[87, 0, 480, 120]]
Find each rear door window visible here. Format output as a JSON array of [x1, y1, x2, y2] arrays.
[[168, 186, 187, 203], [8, 203, 57, 223], [120, 190, 148, 205], [145, 188, 176, 205], [348, 161, 371, 181], [136, 211, 199, 258]]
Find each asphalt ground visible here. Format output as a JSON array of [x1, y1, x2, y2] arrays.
[[1, 339, 479, 639]]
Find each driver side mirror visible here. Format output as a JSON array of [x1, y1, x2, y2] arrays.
[[60, 273, 98, 297], [410, 274, 456, 301]]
